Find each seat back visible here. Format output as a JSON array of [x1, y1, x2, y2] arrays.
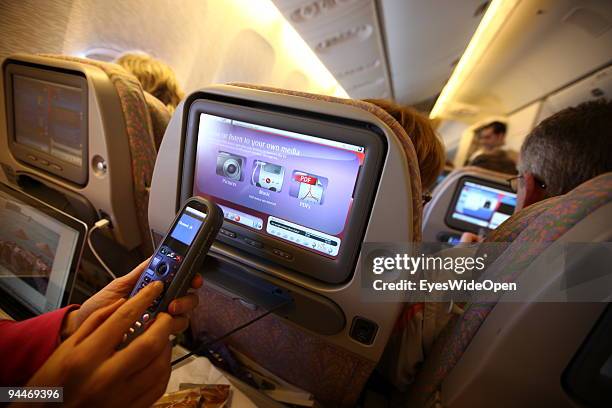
[[422, 166, 513, 242], [0, 54, 159, 254], [148, 84, 423, 407], [409, 172, 612, 407]]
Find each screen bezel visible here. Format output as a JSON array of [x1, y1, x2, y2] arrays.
[[4, 61, 89, 186], [444, 175, 516, 233], [179, 95, 386, 284], [0, 182, 88, 317]]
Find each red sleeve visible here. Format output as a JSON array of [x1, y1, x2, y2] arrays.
[[0, 305, 79, 386]]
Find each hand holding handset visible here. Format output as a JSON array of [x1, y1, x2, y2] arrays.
[[119, 197, 223, 348]]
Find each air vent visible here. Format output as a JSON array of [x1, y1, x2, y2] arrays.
[[563, 7, 611, 38]]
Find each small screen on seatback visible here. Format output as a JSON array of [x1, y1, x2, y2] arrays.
[[13, 75, 85, 166], [192, 113, 366, 258], [450, 180, 517, 230]]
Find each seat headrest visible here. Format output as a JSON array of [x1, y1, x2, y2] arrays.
[[142, 91, 171, 150], [230, 82, 424, 240], [428, 172, 612, 394]]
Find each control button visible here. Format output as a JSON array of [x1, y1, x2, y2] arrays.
[[122, 333, 128, 342], [273, 248, 293, 260], [156, 262, 169, 276], [50, 163, 62, 171], [349, 317, 378, 345], [26, 155, 37, 161], [134, 321, 142, 328], [39, 159, 49, 166], [244, 237, 263, 248], [142, 313, 150, 322], [160, 247, 168, 255], [220, 228, 237, 238], [143, 276, 151, 283], [150, 256, 162, 270], [128, 327, 135, 334]]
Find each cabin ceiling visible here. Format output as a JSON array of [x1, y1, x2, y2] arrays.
[[2, 0, 609, 117], [440, 0, 612, 122], [272, 0, 486, 107], [0, 0, 347, 96]]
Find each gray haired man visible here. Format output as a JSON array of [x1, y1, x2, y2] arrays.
[[463, 98, 612, 243]]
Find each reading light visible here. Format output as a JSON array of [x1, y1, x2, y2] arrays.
[[233, 0, 349, 98], [429, 0, 521, 119]]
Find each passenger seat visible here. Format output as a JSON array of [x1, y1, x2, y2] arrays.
[[407, 172, 612, 407], [40, 54, 170, 254]]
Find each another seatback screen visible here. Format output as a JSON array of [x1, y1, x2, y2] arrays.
[[0, 188, 81, 314], [448, 179, 517, 232], [193, 113, 365, 257], [13, 75, 85, 166]]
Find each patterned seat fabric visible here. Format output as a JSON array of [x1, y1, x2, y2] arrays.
[[190, 83, 422, 407], [143, 91, 171, 150], [409, 172, 612, 406], [41, 55, 158, 255]]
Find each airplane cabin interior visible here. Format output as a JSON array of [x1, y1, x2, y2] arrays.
[[0, 1, 611, 407]]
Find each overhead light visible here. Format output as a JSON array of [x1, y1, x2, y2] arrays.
[[429, 0, 521, 119]]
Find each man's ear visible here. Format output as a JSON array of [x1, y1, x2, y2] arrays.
[[523, 172, 547, 207]]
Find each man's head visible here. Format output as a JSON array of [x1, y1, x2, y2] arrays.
[[514, 98, 612, 212], [477, 121, 507, 151]]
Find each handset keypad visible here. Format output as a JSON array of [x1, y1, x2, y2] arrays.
[[120, 245, 184, 347]]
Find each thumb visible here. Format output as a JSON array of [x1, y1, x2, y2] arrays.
[[110, 257, 152, 289]]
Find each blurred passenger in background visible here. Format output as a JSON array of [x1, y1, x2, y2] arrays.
[[365, 99, 445, 192], [468, 121, 517, 164], [116, 52, 185, 113]]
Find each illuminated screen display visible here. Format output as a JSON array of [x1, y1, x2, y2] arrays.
[[192, 113, 366, 257], [0, 188, 81, 314], [450, 181, 517, 230], [13, 75, 85, 166], [169, 208, 205, 246]]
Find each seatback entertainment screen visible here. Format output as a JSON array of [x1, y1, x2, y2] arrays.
[[192, 113, 366, 258], [5, 61, 88, 185], [13, 75, 85, 166], [446, 178, 517, 232]]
